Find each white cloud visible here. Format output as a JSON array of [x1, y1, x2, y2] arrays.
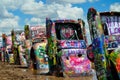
[[46, 0, 98, 4], [0, 0, 32, 10], [110, 2, 120, 12], [25, 17, 45, 26], [0, 0, 25, 35], [64, 0, 86, 3], [21, 1, 57, 18], [0, 5, 14, 19], [21, 0, 44, 12], [56, 4, 84, 19], [46, 0, 86, 4], [21, 1, 84, 21], [0, 7, 14, 19], [0, 0, 17, 10], [0, 0, 86, 35], [0, 16, 20, 35], [22, 2, 83, 26]]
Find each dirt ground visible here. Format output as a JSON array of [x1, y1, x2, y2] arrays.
[[0, 62, 93, 80]]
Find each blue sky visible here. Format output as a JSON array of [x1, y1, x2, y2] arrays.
[[0, 0, 120, 44]]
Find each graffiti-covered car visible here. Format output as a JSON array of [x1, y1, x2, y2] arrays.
[[46, 18, 92, 77], [87, 7, 120, 80]]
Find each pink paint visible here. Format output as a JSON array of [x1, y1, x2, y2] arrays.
[[61, 49, 91, 76]]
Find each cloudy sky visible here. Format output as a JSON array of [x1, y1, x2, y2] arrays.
[[0, 0, 120, 44]]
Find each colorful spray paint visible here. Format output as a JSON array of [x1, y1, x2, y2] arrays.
[[11, 29, 27, 65], [46, 18, 57, 75], [31, 42, 49, 74], [87, 8, 108, 80], [46, 18, 91, 77], [87, 8, 120, 80], [5, 35, 12, 63], [100, 12, 120, 80], [24, 25, 32, 67], [11, 30, 16, 64], [29, 26, 49, 74], [2, 34, 7, 62]]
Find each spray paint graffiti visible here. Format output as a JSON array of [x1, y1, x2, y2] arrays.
[[61, 49, 91, 76], [101, 16, 120, 35], [87, 8, 108, 80], [58, 40, 86, 49], [31, 42, 49, 74], [46, 18, 91, 76]]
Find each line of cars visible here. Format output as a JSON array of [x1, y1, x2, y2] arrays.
[[0, 7, 120, 80]]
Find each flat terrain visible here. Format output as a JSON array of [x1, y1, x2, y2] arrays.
[[0, 62, 93, 80]]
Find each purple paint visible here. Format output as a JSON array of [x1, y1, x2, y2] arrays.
[[102, 16, 120, 35], [109, 27, 120, 35], [59, 40, 86, 49]]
